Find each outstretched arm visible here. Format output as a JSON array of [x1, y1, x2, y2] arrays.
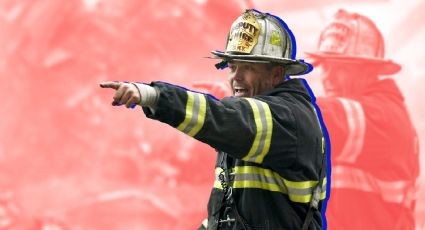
[[100, 81, 300, 168]]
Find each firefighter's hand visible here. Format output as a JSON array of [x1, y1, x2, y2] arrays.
[[100, 81, 141, 108], [192, 81, 231, 99]]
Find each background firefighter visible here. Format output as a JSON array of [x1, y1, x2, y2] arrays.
[[307, 9, 420, 230], [100, 9, 329, 229]]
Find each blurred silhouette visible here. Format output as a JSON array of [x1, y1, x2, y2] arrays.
[[307, 9, 419, 230]]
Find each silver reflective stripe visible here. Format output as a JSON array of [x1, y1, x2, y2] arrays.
[[336, 98, 366, 163], [242, 98, 273, 164], [248, 99, 268, 161], [234, 174, 324, 196], [214, 166, 327, 203], [176, 91, 207, 137], [181, 93, 201, 133], [332, 165, 415, 206]]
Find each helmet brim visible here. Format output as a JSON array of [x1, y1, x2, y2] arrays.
[[305, 51, 401, 75], [211, 50, 312, 76]]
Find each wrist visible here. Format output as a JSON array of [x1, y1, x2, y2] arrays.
[[132, 83, 159, 108]]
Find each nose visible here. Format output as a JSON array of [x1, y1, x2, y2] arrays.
[[321, 65, 332, 80], [321, 65, 333, 83], [229, 66, 245, 82]]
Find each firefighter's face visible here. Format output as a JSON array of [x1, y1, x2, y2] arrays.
[[321, 62, 379, 98], [321, 62, 366, 97], [228, 61, 282, 97]]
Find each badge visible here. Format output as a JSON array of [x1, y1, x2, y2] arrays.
[[226, 11, 261, 54], [319, 22, 351, 54]]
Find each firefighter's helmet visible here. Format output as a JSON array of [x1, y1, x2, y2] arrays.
[[306, 9, 401, 75], [211, 9, 311, 76]]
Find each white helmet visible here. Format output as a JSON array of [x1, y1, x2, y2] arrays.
[[306, 9, 401, 75], [211, 9, 312, 76]]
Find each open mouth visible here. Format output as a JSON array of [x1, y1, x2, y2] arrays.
[[234, 87, 248, 97]]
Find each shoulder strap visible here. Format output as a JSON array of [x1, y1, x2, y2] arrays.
[[301, 142, 326, 230]]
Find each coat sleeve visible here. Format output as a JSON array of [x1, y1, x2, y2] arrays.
[[143, 82, 298, 167], [316, 96, 367, 162]]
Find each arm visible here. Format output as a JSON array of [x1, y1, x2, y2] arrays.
[[143, 82, 298, 167], [316, 96, 364, 163], [100, 81, 298, 167]]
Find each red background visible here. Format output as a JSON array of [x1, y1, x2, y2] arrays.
[[0, 0, 424, 229]]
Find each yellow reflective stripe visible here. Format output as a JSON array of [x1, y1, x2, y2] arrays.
[[233, 165, 275, 177], [188, 94, 206, 137], [213, 166, 326, 203], [243, 99, 262, 161], [321, 190, 326, 199], [242, 98, 273, 163], [215, 166, 328, 189], [233, 166, 326, 189], [213, 178, 327, 203], [284, 178, 320, 190], [176, 91, 206, 137], [289, 190, 327, 203], [233, 180, 284, 192], [176, 92, 194, 131], [213, 181, 326, 202], [258, 103, 273, 163]]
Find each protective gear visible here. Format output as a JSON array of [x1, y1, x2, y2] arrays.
[[100, 82, 159, 109], [317, 78, 419, 230], [133, 83, 159, 107], [211, 9, 311, 76], [306, 9, 401, 75], [143, 79, 327, 229]]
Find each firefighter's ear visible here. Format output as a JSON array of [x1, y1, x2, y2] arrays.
[[272, 66, 285, 85]]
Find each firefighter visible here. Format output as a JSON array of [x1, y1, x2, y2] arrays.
[[100, 9, 328, 229], [306, 9, 419, 230]]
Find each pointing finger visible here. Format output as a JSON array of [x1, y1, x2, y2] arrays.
[[100, 81, 122, 90]]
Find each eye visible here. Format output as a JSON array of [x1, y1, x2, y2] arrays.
[[229, 65, 237, 73]]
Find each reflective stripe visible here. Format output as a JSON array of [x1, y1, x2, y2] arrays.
[[214, 166, 326, 203], [336, 98, 366, 163], [332, 165, 415, 206], [176, 91, 207, 137], [242, 98, 273, 164]]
